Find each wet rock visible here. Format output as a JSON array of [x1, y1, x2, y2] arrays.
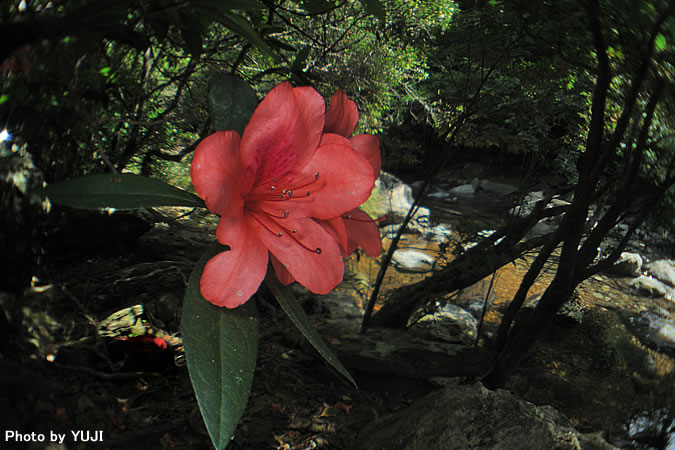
[[630, 275, 674, 299], [628, 309, 675, 357], [449, 183, 476, 197], [408, 304, 478, 345], [423, 224, 453, 243], [605, 252, 643, 278], [391, 249, 435, 273], [479, 179, 519, 196], [355, 382, 617, 450], [643, 259, 675, 287]]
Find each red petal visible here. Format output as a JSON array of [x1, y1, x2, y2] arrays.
[[190, 131, 245, 217], [350, 134, 381, 178], [345, 208, 382, 257], [266, 143, 374, 220], [324, 89, 358, 137], [200, 216, 269, 308], [271, 255, 295, 285], [317, 217, 349, 257], [240, 82, 325, 190], [251, 213, 344, 294]]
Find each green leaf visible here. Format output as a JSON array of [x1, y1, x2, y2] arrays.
[[358, 0, 385, 20], [208, 73, 259, 134], [182, 243, 259, 450], [39, 173, 204, 210], [265, 271, 357, 388], [654, 34, 666, 52], [219, 12, 276, 60], [291, 46, 311, 73], [0, 95, 7, 105], [179, 11, 204, 58]]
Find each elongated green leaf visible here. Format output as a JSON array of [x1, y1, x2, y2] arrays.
[[39, 173, 204, 210], [291, 46, 311, 73], [220, 12, 277, 60], [265, 272, 357, 388], [208, 73, 259, 134], [182, 243, 259, 450]]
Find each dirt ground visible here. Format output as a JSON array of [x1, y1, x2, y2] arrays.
[[2, 208, 673, 449]]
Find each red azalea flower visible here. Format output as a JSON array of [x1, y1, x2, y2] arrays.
[[190, 82, 376, 308], [323, 89, 382, 258]]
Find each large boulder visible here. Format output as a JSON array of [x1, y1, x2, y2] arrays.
[[604, 252, 643, 278], [355, 382, 616, 450], [479, 179, 519, 196], [630, 275, 675, 299], [408, 304, 478, 345], [643, 259, 675, 287]]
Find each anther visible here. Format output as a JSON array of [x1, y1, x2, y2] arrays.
[[270, 186, 276, 192], [315, 248, 322, 254], [292, 229, 297, 233], [278, 232, 283, 237], [288, 190, 293, 198], [283, 210, 289, 217], [314, 172, 319, 179]]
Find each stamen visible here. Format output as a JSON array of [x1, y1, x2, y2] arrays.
[[315, 248, 322, 254], [283, 210, 290, 217], [292, 229, 297, 233], [270, 186, 276, 191], [278, 232, 283, 237], [315, 172, 319, 179]]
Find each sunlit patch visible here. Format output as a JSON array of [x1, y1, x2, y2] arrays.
[[0, 129, 10, 142]]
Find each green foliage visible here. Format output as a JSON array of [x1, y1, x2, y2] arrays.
[[182, 244, 259, 449], [208, 73, 260, 134], [265, 272, 357, 388], [39, 173, 204, 209]]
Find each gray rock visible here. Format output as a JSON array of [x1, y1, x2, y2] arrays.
[[449, 183, 476, 197], [408, 304, 478, 345], [392, 249, 435, 273], [604, 252, 642, 278], [423, 224, 453, 243], [628, 310, 675, 357], [355, 382, 617, 450], [630, 275, 675, 299], [479, 179, 519, 196], [428, 190, 453, 200], [644, 259, 675, 287]]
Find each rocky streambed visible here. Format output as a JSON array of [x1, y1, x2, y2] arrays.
[[319, 170, 675, 449]]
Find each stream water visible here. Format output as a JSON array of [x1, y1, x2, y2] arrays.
[[346, 181, 675, 447]]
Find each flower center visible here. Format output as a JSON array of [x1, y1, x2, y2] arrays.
[[247, 171, 322, 219], [245, 172, 324, 255]]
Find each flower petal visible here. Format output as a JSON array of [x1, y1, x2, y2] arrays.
[[240, 82, 325, 190], [317, 217, 349, 257], [324, 89, 358, 137], [270, 255, 295, 285], [350, 134, 381, 178], [344, 208, 382, 257], [199, 216, 269, 308], [251, 213, 344, 294], [190, 131, 245, 217], [259, 142, 374, 220]]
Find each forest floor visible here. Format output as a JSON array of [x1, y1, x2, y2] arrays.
[[3, 204, 674, 450]]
